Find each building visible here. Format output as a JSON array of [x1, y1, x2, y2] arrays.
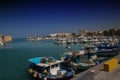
[[50, 33, 70, 37], [4, 36, 12, 42], [0, 34, 4, 42], [79, 30, 88, 36], [56, 33, 70, 37], [49, 33, 57, 37]]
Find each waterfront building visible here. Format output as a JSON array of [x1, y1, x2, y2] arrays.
[[79, 30, 88, 36], [0, 34, 4, 42], [4, 36, 12, 42], [56, 33, 70, 37], [49, 33, 57, 37]]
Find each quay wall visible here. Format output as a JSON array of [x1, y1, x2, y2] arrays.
[[73, 51, 120, 80]]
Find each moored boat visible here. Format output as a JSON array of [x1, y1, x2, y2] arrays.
[[84, 43, 119, 57], [62, 50, 96, 70], [95, 43, 119, 57], [0, 42, 4, 46], [28, 57, 75, 80]]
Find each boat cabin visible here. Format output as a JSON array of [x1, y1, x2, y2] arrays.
[[29, 57, 63, 75], [28, 57, 74, 80]]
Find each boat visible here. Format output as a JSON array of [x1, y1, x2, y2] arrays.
[[84, 45, 98, 60], [95, 43, 119, 57], [97, 48, 119, 57], [117, 42, 120, 50], [28, 57, 75, 80], [0, 42, 4, 46], [96, 43, 119, 49], [84, 43, 119, 57], [62, 50, 96, 70]]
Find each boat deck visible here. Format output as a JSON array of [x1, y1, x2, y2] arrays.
[[73, 51, 120, 80]]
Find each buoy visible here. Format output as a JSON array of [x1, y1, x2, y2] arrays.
[[28, 68, 33, 74]]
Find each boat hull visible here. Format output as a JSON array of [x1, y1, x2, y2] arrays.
[[97, 49, 119, 57], [29, 72, 73, 80], [47, 75, 73, 80], [28, 64, 74, 80], [33, 76, 73, 80]]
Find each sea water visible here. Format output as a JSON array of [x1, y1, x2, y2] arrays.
[[0, 38, 84, 80]]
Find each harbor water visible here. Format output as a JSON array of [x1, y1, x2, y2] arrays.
[[0, 38, 84, 80]]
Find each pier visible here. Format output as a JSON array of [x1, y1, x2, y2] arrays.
[[73, 52, 120, 80]]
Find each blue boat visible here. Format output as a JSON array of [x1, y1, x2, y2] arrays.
[[28, 57, 75, 80], [116, 42, 120, 50], [96, 43, 119, 57], [96, 43, 118, 50], [62, 50, 96, 70]]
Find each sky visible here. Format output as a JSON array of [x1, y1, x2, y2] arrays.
[[0, 0, 120, 38]]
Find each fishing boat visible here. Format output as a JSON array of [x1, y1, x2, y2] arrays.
[[84, 43, 119, 57], [95, 43, 119, 57], [62, 50, 96, 70], [117, 42, 120, 50], [97, 48, 119, 57], [28, 57, 75, 80], [96, 43, 118, 49]]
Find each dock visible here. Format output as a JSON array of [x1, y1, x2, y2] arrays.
[[73, 52, 120, 80]]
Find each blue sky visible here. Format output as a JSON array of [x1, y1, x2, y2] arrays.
[[0, 0, 120, 38]]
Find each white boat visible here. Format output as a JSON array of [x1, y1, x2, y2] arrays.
[[0, 42, 4, 46], [28, 57, 74, 80]]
